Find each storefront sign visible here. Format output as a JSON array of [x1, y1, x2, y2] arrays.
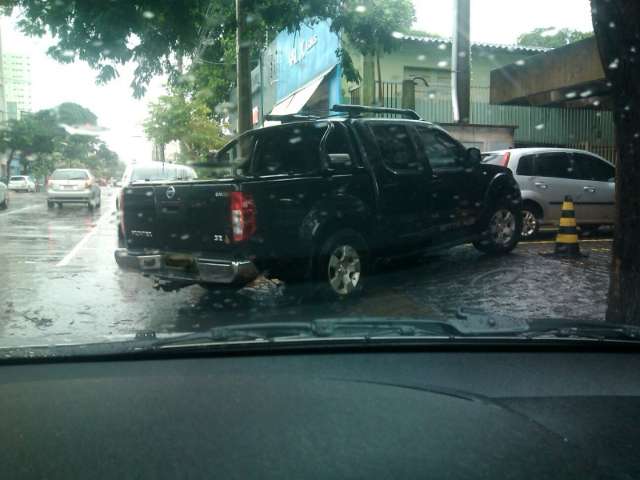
[[288, 35, 319, 65]]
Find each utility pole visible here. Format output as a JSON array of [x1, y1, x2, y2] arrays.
[[236, 0, 252, 134], [452, 0, 471, 124]]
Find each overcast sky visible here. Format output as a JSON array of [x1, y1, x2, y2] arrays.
[[1, 0, 594, 165]]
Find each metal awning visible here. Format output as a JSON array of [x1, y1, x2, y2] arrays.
[[269, 67, 334, 117]]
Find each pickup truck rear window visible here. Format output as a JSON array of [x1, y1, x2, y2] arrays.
[[254, 124, 326, 176]]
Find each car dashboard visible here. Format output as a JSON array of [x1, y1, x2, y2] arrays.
[[0, 348, 639, 479]]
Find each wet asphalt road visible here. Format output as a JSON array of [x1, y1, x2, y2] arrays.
[[0, 188, 613, 340]]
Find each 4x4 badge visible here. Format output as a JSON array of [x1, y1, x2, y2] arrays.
[[166, 186, 176, 199]]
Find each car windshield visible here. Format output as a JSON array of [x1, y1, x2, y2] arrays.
[[51, 170, 88, 180], [0, 0, 637, 359]]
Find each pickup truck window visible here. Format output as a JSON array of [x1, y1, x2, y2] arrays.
[[369, 124, 423, 172], [254, 124, 326, 176], [215, 133, 258, 177], [415, 127, 464, 170], [324, 124, 355, 172]]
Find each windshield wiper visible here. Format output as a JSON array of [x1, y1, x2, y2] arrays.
[[519, 320, 640, 342], [143, 318, 463, 350]]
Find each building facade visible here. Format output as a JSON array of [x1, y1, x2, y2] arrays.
[[227, 20, 615, 160], [2, 52, 32, 121]]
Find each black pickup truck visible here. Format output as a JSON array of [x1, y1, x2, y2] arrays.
[[115, 105, 522, 298]]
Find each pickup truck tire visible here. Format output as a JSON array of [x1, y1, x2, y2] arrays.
[[316, 229, 368, 299], [473, 204, 522, 254]]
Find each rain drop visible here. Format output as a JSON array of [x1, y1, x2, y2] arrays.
[[391, 32, 404, 39], [515, 59, 526, 66], [565, 91, 577, 99], [438, 43, 447, 50], [458, 51, 466, 58], [608, 21, 616, 28], [289, 136, 302, 144], [91, 40, 103, 47], [417, 54, 426, 61], [535, 123, 545, 130], [180, 234, 190, 240], [437, 60, 448, 68], [428, 93, 436, 99], [609, 58, 620, 69], [142, 10, 155, 19], [355, 5, 366, 13], [580, 89, 593, 98], [592, 99, 601, 107]]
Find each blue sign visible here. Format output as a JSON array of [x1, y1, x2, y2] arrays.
[[275, 20, 341, 104]]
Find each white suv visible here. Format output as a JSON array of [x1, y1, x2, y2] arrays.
[[482, 148, 615, 239]]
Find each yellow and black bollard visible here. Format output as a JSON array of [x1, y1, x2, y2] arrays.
[[553, 196, 585, 257]]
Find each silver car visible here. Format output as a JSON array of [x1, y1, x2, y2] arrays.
[[47, 168, 102, 210], [482, 148, 615, 238]]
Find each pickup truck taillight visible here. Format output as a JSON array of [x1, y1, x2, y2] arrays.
[[230, 192, 256, 242], [119, 189, 125, 234]]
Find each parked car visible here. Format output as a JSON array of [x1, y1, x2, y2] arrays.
[[47, 168, 101, 210], [482, 148, 615, 239], [115, 105, 522, 297], [0, 181, 8, 209], [8, 175, 36, 192]]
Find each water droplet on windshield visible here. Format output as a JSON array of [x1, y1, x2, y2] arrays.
[[417, 54, 426, 61], [428, 93, 436, 99], [608, 21, 616, 28], [515, 59, 525, 66], [580, 89, 593, 98], [289, 136, 302, 144], [91, 40, 103, 47], [142, 11, 155, 19], [181, 234, 190, 240], [609, 58, 620, 69], [438, 44, 447, 50], [437, 60, 448, 68], [355, 5, 366, 13], [391, 32, 404, 39], [535, 123, 545, 130], [565, 91, 577, 99], [458, 51, 466, 58]]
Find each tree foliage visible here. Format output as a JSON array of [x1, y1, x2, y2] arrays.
[[517, 27, 594, 48], [0, 103, 123, 180], [144, 94, 227, 163]]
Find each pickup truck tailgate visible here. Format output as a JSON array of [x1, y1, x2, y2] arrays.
[[122, 182, 237, 253]]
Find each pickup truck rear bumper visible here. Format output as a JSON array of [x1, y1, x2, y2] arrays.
[[114, 249, 258, 285]]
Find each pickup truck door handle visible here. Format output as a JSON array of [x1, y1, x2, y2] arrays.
[[583, 186, 597, 193], [534, 182, 548, 190]]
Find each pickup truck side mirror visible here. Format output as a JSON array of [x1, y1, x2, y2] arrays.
[[466, 147, 482, 167], [326, 153, 353, 171]]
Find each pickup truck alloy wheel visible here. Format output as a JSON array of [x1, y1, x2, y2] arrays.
[[489, 209, 517, 246], [521, 209, 539, 239], [328, 245, 361, 296]]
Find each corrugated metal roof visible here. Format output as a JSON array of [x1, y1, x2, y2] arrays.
[[399, 34, 550, 53]]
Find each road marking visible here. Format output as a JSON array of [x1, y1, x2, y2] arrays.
[[0, 204, 41, 216], [56, 208, 115, 267]]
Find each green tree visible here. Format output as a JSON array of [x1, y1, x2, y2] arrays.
[[330, 0, 416, 102], [144, 94, 228, 163], [517, 27, 593, 48]]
